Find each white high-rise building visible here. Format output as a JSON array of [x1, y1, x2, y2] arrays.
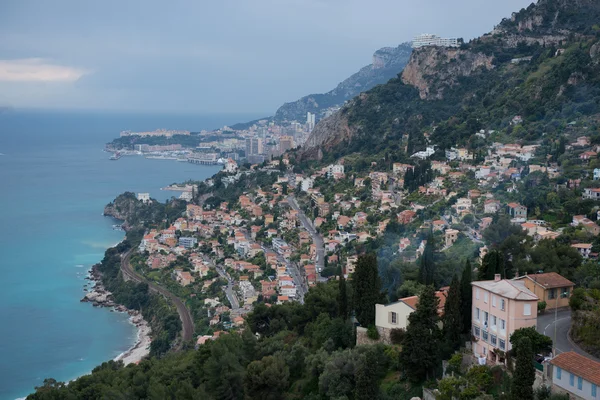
[[245, 137, 263, 156], [412, 34, 459, 48], [306, 112, 316, 131]]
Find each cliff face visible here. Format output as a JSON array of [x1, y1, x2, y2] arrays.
[[401, 47, 494, 100], [274, 43, 412, 122], [302, 109, 354, 160]]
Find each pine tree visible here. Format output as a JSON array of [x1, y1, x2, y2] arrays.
[[399, 285, 441, 382], [353, 253, 382, 327], [418, 234, 436, 285], [479, 250, 504, 280], [338, 273, 348, 319], [460, 260, 473, 334], [443, 275, 463, 354], [510, 337, 535, 400]]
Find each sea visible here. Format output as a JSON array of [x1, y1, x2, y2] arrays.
[[0, 109, 260, 400]]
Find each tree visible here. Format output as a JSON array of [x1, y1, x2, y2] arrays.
[[511, 336, 535, 400], [338, 273, 349, 319], [479, 250, 504, 280], [399, 285, 441, 382], [443, 275, 463, 355], [245, 355, 290, 400], [355, 352, 379, 400], [460, 260, 473, 334], [510, 327, 552, 355], [418, 234, 436, 285], [353, 253, 383, 326]]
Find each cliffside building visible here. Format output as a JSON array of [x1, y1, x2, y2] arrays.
[[412, 34, 459, 48]]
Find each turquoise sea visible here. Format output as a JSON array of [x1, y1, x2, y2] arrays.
[[0, 110, 258, 400]]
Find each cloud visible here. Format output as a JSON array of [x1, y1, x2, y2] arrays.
[[0, 58, 90, 82]]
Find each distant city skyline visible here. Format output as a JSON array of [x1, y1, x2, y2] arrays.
[[1, 0, 534, 114]]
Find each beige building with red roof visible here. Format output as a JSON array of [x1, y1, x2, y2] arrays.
[[514, 272, 574, 310]]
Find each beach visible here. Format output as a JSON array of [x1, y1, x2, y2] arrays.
[[115, 314, 152, 365]]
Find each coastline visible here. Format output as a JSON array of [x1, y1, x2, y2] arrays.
[[81, 265, 151, 366]]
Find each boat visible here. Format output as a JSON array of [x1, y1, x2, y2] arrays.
[[110, 152, 122, 160]]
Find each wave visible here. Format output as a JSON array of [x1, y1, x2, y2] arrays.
[[75, 264, 85, 268]]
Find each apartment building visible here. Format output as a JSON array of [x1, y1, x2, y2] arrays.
[[472, 275, 538, 364]]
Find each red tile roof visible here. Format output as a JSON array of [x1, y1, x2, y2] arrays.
[[518, 272, 574, 289], [550, 352, 600, 386]]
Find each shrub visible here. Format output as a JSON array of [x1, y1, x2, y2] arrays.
[[367, 325, 380, 340], [390, 328, 405, 345], [538, 301, 547, 313]]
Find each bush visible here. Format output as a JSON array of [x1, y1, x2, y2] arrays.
[[570, 288, 587, 311], [538, 301, 547, 313], [367, 325, 380, 340], [390, 328, 405, 345]]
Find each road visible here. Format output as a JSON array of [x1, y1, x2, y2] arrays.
[[537, 308, 599, 361], [120, 249, 195, 344], [215, 265, 241, 310], [287, 195, 326, 277]]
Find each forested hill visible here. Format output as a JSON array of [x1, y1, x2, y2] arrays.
[[302, 0, 600, 163], [272, 43, 412, 123]]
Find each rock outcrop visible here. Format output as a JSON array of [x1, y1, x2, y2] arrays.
[[401, 47, 494, 100]]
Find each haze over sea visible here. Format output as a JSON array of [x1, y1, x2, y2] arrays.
[[0, 110, 259, 400]]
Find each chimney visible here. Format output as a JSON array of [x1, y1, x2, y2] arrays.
[[494, 274, 502, 282]]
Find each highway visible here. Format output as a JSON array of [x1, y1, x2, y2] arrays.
[[120, 249, 195, 344]]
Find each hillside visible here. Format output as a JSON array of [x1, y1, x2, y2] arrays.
[[273, 43, 412, 122], [302, 0, 600, 162]]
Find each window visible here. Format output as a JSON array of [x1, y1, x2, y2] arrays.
[[492, 295, 496, 307], [570, 373, 575, 387], [475, 308, 480, 321], [390, 312, 397, 324], [500, 319, 506, 331], [474, 326, 480, 337], [484, 311, 489, 326], [476, 288, 480, 300], [491, 334, 497, 346], [484, 292, 488, 303], [578, 376, 583, 390], [556, 367, 562, 380], [524, 304, 532, 316], [501, 299, 505, 311], [499, 339, 506, 350], [562, 288, 570, 298], [492, 315, 497, 330], [483, 330, 489, 341], [549, 289, 556, 299], [592, 383, 597, 397]]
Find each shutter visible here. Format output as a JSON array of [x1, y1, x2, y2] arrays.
[[388, 312, 392, 324]]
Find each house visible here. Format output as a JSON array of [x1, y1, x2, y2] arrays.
[[374, 289, 447, 343], [432, 219, 446, 232], [471, 275, 538, 364], [174, 269, 195, 286], [514, 272, 574, 310], [137, 193, 150, 203], [507, 203, 527, 220], [445, 229, 459, 247], [572, 243, 593, 258], [580, 151, 597, 161], [398, 210, 417, 224], [583, 188, 600, 200], [594, 168, 600, 180], [484, 199, 501, 214], [550, 351, 600, 400]]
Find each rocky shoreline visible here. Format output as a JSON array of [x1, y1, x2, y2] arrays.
[[81, 265, 151, 365]]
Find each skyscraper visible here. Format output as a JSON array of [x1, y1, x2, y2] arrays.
[[245, 138, 263, 156], [306, 112, 316, 131], [279, 136, 295, 153]]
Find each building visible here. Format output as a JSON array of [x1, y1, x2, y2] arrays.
[[279, 136, 294, 153], [572, 243, 593, 258], [445, 229, 459, 247], [594, 168, 600, 180], [245, 137, 263, 156], [178, 237, 198, 249], [514, 272, 574, 310], [137, 193, 150, 203], [550, 351, 600, 400], [583, 188, 600, 200], [412, 33, 459, 48], [507, 202, 527, 220], [224, 158, 238, 173], [471, 275, 538, 363], [306, 112, 316, 131]]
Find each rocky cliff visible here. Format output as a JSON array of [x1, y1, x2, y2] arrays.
[[274, 43, 412, 122], [401, 47, 494, 100]]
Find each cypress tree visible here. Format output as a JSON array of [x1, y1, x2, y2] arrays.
[[418, 234, 436, 285], [510, 337, 535, 400], [355, 352, 379, 400], [443, 275, 463, 354], [479, 250, 504, 280], [399, 285, 440, 382], [460, 260, 473, 334], [353, 253, 382, 326], [338, 273, 348, 319]]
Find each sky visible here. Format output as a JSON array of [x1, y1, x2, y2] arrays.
[[0, 0, 534, 115]]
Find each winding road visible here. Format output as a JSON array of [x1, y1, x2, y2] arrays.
[[537, 308, 599, 361], [120, 249, 195, 344]]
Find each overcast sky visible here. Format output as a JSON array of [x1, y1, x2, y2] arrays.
[[0, 0, 534, 115]]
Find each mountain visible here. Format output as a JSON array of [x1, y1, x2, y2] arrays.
[[302, 0, 600, 162], [273, 43, 412, 122]]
